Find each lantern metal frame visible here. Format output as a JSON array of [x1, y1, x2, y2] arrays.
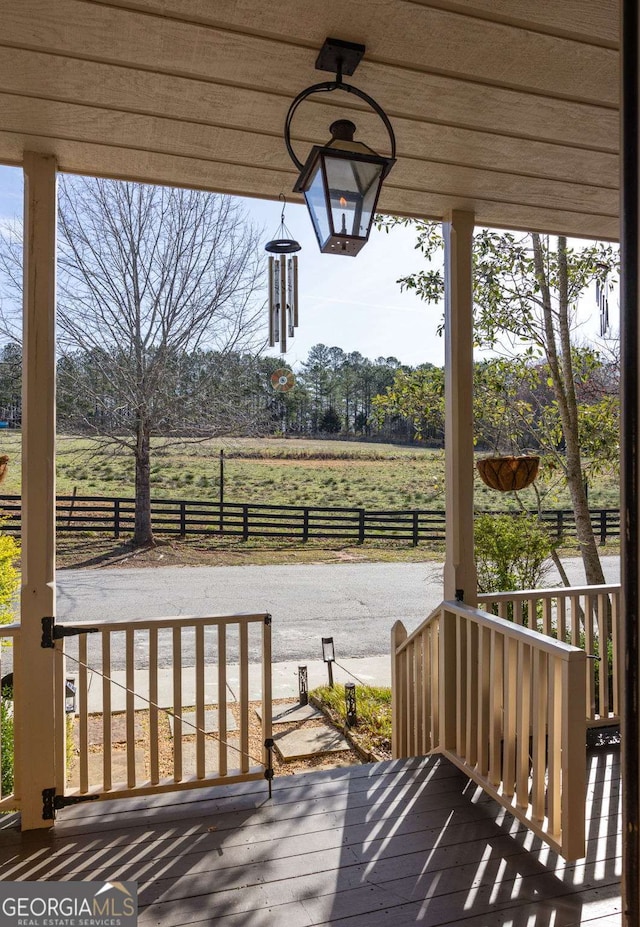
[[284, 38, 396, 255]]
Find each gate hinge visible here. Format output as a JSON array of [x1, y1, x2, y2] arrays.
[[264, 613, 272, 626], [41, 617, 100, 649], [42, 787, 100, 820]]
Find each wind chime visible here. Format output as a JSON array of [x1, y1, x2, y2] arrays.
[[266, 195, 301, 355], [595, 264, 611, 337]]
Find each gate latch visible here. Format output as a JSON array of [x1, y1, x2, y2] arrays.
[[41, 617, 99, 649]]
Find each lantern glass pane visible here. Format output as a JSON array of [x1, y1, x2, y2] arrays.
[[324, 155, 384, 239], [303, 161, 331, 248]]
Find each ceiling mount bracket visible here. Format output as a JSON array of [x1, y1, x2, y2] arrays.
[[315, 38, 365, 77]]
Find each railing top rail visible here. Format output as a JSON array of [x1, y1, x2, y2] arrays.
[[394, 603, 443, 654], [443, 600, 586, 659], [51, 612, 270, 632], [478, 583, 620, 602], [0, 622, 20, 638]]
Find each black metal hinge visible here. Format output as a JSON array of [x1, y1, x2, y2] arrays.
[[41, 617, 100, 649], [42, 787, 100, 820]]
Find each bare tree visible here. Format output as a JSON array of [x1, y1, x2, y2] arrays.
[[2, 176, 266, 546]]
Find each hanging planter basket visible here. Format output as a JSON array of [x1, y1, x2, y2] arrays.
[[476, 455, 540, 492], [0, 456, 8, 484]]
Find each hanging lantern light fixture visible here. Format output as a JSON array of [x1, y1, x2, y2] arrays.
[[284, 37, 396, 256], [265, 195, 300, 353]]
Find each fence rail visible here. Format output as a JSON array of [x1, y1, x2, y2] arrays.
[[0, 494, 622, 546]]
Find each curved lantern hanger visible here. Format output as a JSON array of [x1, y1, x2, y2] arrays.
[[284, 42, 397, 175]]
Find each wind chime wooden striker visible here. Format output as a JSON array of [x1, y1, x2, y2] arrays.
[[266, 195, 301, 354]]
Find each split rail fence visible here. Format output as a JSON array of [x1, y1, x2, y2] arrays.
[[0, 494, 622, 546]]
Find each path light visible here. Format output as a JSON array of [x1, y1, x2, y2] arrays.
[[284, 37, 396, 256], [322, 637, 335, 687], [298, 665, 308, 706], [345, 682, 357, 728], [65, 678, 77, 715]]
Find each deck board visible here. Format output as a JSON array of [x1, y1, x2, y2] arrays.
[[0, 750, 621, 926]]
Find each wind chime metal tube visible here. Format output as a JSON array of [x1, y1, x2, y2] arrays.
[[267, 251, 299, 353], [280, 254, 287, 353], [266, 195, 301, 355]]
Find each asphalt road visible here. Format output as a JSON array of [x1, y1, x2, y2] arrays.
[[54, 557, 621, 668]]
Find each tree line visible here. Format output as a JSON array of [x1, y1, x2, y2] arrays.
[[0, 174, 621, 582]]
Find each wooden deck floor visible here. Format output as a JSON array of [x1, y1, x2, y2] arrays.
[[0, 749, 622, 926]]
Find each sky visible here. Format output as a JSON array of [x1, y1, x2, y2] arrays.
[[0, 165, 446, 371], [0, 164, 618, 371]]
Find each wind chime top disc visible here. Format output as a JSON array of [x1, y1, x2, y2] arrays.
[[271, 368, 296, 392], [265, 238, 301, 254]]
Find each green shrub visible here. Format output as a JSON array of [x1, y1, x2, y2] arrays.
[[0, 533, 19, 626], [475, 513, 555, 595], [311, 684, 392, 756], [1, 695, 13, 795]]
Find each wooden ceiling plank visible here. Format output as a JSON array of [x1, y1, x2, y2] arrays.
[[0, 46, 618, 155], [4, 0, 617, 105], [0, 130, 618, 239], [407, 0, 618, 47], [0, 55, 619, 188], [99, 0, 619, 48], [0, 94, 616, 218]]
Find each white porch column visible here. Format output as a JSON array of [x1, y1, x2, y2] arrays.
[[442, 209, 477, 606], [15, 152, 58, 829]]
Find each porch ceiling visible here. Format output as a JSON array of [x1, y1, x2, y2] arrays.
[[0, 0, 619, 240]]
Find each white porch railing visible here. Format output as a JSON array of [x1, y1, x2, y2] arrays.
[[392, 600, 587, 860], [478, 584, 621, 726], [0, 622, 19, 811], [58, 612, 272, 800]]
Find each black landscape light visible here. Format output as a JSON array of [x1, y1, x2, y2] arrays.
[[65, 677, 77, 714], [322, 636, 335, 687], [284, 38, 396, 256], [298, 665, 308, 706], [345, 682, 357, 728]]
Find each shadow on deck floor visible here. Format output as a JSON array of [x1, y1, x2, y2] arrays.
[[0, 748, 622, 926]]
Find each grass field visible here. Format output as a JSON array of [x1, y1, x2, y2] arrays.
[[0, 432, 621, 512]]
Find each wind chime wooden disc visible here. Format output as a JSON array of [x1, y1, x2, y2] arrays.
[[271, 369, 295, 392], [476, 455, 540, 491]]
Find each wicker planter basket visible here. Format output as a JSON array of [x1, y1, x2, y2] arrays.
[[476, 455, 539, 492], [0, 456, 8, 484]]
